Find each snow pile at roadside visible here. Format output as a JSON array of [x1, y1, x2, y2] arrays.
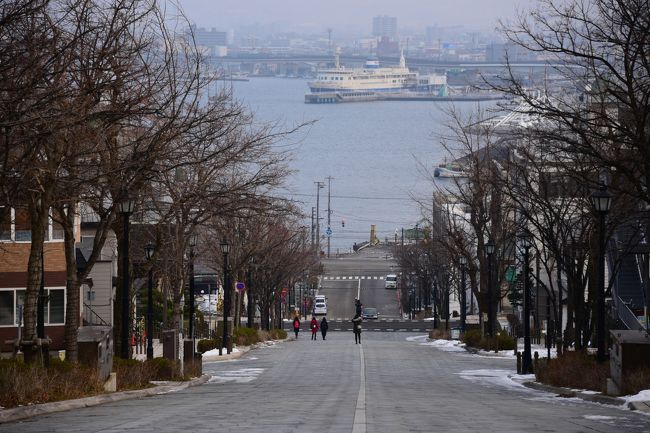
[[625, 390, 650, 404], [203, 346, 240, 357]]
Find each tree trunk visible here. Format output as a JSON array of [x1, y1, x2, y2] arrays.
[[62, 205, 80, 363], [23, 200, 48, 364]]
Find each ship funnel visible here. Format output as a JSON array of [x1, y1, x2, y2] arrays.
[[335, 47, 341, 69], [400, 49, 405, 68]]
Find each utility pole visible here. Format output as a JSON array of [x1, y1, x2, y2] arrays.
[[311, 207, 316, 252], [315, 181, 324, 257], [326, 176, 333, 258]]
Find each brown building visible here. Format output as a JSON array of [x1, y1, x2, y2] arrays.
[[0, 207, 68, 352]]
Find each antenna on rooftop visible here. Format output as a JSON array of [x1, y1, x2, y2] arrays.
[[327, 28, 333, 53]]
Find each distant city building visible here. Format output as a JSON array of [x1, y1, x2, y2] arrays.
[[377, 36, 399, 57], [372, 16, 397, 40], [190, 25, 228, 56]]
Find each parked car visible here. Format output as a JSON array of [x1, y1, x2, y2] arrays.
[[362, 307, 378, 320]]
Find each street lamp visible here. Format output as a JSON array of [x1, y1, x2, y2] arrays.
[[459, 256, 467, 334], [591, 184, 612, 363], [118, 191, 135, 359], [188, 233, 198, 340], [520, 232, 533, 374], [485, 238, 496, 338], [247, 257, 254, 328], [144, 243, 155, 360], [220, 238, 231, 355]]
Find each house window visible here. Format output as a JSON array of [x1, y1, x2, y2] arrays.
[[15, 208, 30, 241], [0, 291, 13, 325], [50, 209, 64, 240], [0, 288, 65, 326], [48, 289, 64, 324], [0, 207, 10, 241]]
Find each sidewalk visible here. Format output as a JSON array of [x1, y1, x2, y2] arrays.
[[0, 375, 210, 424]]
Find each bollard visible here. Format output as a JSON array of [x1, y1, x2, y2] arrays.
[[533, 351, 539, 374], [516, 351, 522, 374]]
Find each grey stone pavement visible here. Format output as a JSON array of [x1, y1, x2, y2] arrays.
[[2, 332, 650, 433]]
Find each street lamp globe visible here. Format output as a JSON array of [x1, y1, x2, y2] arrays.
[[459, 256, 467, 266], [591, 185, 612, 213], [117, 191, 135, 215], [220, 238, 230, 254], [485, 239, 495, 256], [190, 233, 199, 248], [144, 243, 155, 260]]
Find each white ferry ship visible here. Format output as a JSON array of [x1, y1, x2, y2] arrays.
[[307, 49, 418, 93]]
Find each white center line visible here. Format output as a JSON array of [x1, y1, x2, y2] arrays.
[[352, 344, 366, 433]]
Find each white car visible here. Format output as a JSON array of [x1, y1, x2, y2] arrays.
[[313, 302, 328, 315], [385, 274, 398, 289]]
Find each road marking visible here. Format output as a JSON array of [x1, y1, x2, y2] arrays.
[[352, 344, 366, 433]]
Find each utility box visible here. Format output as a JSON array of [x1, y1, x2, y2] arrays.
[[609, 330, 650, 395], [183, 339, 202, 377], [77, 326, 113, 382], [162, 329, 178, 360]]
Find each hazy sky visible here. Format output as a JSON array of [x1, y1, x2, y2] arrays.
[[176, 0, 535, 34]]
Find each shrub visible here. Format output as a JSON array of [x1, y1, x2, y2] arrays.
[[233, 327, 260, 346], [113, 357, 151, 390], [269, 329, 287, 340], [462, 329, 482, 347], [461, 329, 516, 352], [0, 358, 103, 408], [535, 351, 608, 392], [622, 367, 650, 395], [147, 357, 182, 381], [197, 338, 221, 354]]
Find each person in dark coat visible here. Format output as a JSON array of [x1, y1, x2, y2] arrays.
[[320, 317, 329, 340], [293, 316, 301, 339], [352, 314, 362, 344], [310, 317, 319, 341], [355, 298, 363, 316]]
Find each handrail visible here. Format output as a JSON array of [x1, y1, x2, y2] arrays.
[[614, 295, 646, 332], [83, 302, 110, 327]]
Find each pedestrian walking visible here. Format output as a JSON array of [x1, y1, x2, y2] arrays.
[[320, 317, 329, 340], [310, 316, 319, 341], [293, 316, 301, 339], [352, 314, 362, 344]]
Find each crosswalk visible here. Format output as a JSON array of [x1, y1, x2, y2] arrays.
[[322, 276, 385, 280]]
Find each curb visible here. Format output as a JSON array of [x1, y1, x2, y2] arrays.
[[0, 374, 210, 424], [522, 381, 627, 407]]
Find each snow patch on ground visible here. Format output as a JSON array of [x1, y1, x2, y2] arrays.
[[209, 368, 265, 384], [203, 347, 240, 357], [456, 369, 536, 393], [421, 338, 467, 352], [625, 389, 650, 403]]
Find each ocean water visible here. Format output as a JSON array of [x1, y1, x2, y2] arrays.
[[226, 77, 483, 252]]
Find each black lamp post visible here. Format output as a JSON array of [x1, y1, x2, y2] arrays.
[[459, 256, 467, 335], [485, 239, 496, 338], [118, 192, 135, 360], [247, 258, 254, 328], [591, 184, 612, 363], [188, 233, 198, 340], [144, 243, 155, 360], [220, 239, 231, 355], [521, 232, 533, 374]]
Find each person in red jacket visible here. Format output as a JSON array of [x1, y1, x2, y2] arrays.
[[310, 316, 319, 341], [293, 316, 301, 339]]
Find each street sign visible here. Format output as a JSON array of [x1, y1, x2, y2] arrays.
[[325, 227, 332, 237], [235, 281, 246, 292]]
